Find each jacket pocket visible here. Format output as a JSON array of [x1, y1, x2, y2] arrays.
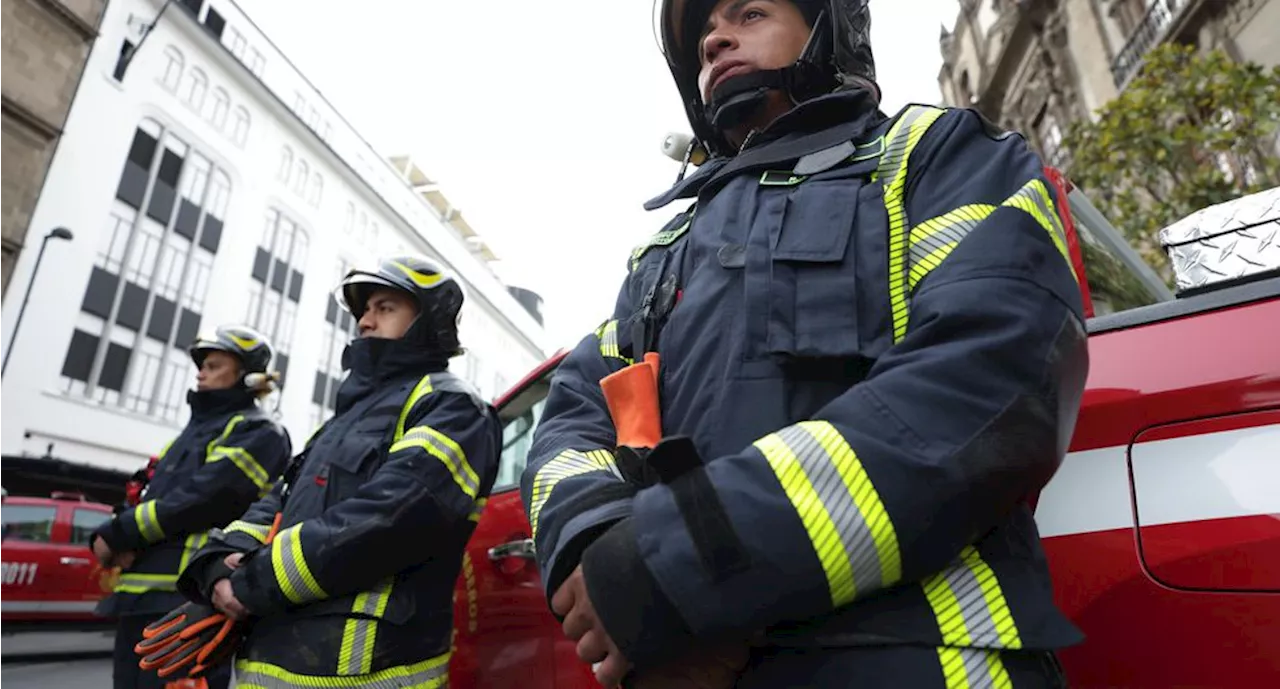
[[324, 439, 382, 507], [762, 173, 866, 360]]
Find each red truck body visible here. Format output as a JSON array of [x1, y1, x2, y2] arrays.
[[450, 181, 1280, 688], [1, 492, 117, 625]]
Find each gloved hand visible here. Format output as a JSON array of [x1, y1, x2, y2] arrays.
[[622, 642, 750, 689], [135, 602, 241, 678]]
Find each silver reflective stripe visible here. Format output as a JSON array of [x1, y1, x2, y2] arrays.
[[399, 427, 479, 499], [937, 647, 1012, 689], [235, 653, 450, 688], [339, 578, 395, 676], [1, 600, 99, 613], [775, 425, 885, 598]]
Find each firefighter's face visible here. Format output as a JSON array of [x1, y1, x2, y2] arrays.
[[696, 0, 811, 113], [358, 288, 419, 340], [196, 351, 242, 391]]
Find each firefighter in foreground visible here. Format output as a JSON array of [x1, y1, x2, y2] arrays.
[[522, 0, 1089, 686], [166, 256, 500, 687], [91, 325, 292, 689]]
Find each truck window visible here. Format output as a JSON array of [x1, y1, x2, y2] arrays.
[[2, 505, 57, 543], [1066, 187, 1176, 316], [70, 509, 111, 546], [495, 398, 548, 491]]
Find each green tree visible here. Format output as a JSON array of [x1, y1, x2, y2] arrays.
[[1064, 43, 1280, 296]]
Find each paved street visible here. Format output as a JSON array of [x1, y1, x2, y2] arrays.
[[1, 657, 112, 687]]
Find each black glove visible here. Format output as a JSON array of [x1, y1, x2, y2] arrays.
[[644, 436, 704, 483]]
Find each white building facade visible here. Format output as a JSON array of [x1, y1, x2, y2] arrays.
[[0, 0, 547, 476]]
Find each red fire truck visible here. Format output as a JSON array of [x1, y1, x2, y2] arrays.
[[452, 181, 1280, 689], [1, 491, 117, 628]]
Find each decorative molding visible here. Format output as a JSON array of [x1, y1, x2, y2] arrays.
[[0, 94, 63, 141]]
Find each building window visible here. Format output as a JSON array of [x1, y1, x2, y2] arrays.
[[161, 46, 184, 91], [232, 107, 250, 146], [277, 146, 293, 183], [308, 173, 323, 207], [208, 88, 230, 129], [182, 68, 207, 110], [310, 258, 359, 428], [292, 160, 309, 195], [62, 117, 227, 420], [1035, 104, 1066, 168], [202, 7, 226, 39], [227, 28, 247, 58], [248, 49, 265, 76], [247, 209, 309, 383]]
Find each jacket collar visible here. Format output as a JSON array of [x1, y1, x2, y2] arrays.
[[335, 336, 449, 413], [187, 387, 257, 420], [644, 89, 887, 211]]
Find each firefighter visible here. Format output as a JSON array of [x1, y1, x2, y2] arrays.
[[173, 256, 501, 687], [91, 325, 292, 689], [521, 0, 1089, 687]]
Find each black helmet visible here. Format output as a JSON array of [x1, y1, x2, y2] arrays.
[[189, 324, 273, 375], [335, 255, 465, 356], [658, 0, 878, 157]]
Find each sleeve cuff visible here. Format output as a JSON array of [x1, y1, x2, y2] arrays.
[[95, 515, 135, 552], [581, 517, 695, 671], [176, 547, 237, 604], [229, 550, 283, 617]]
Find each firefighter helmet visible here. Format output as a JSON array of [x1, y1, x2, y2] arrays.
[[658, 0, 878, 156], [335, 255, 465, 356], [188, 324, 273, 375]]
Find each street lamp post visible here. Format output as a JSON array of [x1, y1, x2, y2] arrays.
[[2, 227, 74, 376]]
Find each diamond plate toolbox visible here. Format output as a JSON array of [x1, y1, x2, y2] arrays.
[[1159, 186, 1280, 291]]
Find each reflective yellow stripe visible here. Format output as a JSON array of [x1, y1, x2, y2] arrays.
[[528, 449, 621, 539], [937, 647, 1013, 689], [235, 651, 449, 688], [470, 497, 488, 522], [270, 524, 327, 604], [208, 446, 273, 495], [157, 438, 175, 460], [394, 374, 435, 443], [225, 520, 272, 544], [177, 532, 208, 574], [1000, 179, 1078, 282], [115, 572, 179, 593], [207, 415, 246, 458], [338, 577, 394, 676], [595, 320, 633, 365], [752, 421, 901, 607], [134, 500, 164, 543], [902, 178, 1078, 295], [906, 204, 997, 290], [924, 546, 1023, 649], [390, 425, 481, 500], [876, 105, 947, 343]]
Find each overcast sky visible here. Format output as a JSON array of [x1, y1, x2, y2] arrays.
[[237, 0, 960, 350]]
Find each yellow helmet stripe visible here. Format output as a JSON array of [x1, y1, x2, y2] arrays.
[[225, 333, 259, 350], [390, 261, 443, 288]]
